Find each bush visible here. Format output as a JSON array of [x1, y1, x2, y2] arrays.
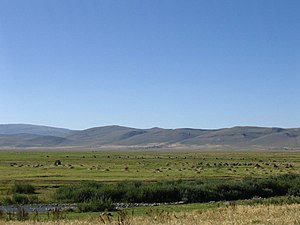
[[6, 194, 39, 205], [11, 194, 30, 204], [12, 183, 35, 194], [78, 198, 115, 212]]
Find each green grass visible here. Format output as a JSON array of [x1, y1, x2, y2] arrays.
[[16, 196, 300, 221], [0, 150, 299, 203]]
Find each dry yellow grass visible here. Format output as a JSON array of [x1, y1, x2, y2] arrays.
[[1, 204, 300, 225]]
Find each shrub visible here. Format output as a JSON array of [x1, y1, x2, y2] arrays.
[[78, 198, 115, 212], [8, 194, 39, 205], [11, 194, 30, 204], [12, 183, 35, 194]]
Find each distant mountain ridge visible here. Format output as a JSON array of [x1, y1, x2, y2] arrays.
[[0, 124, 299, 150], [0, 124, 74, 137]]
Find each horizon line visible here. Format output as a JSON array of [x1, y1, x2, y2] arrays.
[[0, 123, 299, 131]]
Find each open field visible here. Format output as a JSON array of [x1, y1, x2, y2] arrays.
[[1, 150, 299, 182], [0, 150, 299, 202], [1, 203, 300, 225], [1, 150, 300, 224]]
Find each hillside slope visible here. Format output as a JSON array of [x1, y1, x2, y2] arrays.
[[0, 124, 74, 137], [0, 124, 299, 149]]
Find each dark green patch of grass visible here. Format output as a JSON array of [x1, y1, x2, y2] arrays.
[[12, 183, 35, 194]]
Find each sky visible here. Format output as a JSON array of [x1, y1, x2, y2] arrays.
[[0, 0, 299, 130]]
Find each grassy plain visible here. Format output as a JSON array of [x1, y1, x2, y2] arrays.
[[1, 150, 300, 224], [1, 203, 300, 225], [0, 150, 299, 202]]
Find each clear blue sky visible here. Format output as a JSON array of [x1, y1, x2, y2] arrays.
[[0, 0, 299, 130]]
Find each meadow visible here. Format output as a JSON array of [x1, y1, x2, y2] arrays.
[[0, 150, 298, 182], [1, 150, 300, 223]]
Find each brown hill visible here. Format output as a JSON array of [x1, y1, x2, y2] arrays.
[[0, 124, 299, 150]]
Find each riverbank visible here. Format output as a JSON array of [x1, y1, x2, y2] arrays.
[[1, 204, 300, 225]]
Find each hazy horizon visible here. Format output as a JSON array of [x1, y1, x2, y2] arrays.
[[1, 123, 299, 131]]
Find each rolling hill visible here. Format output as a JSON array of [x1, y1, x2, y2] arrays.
[[0, 124, 74, 137], [0, 124, 299, 150]]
